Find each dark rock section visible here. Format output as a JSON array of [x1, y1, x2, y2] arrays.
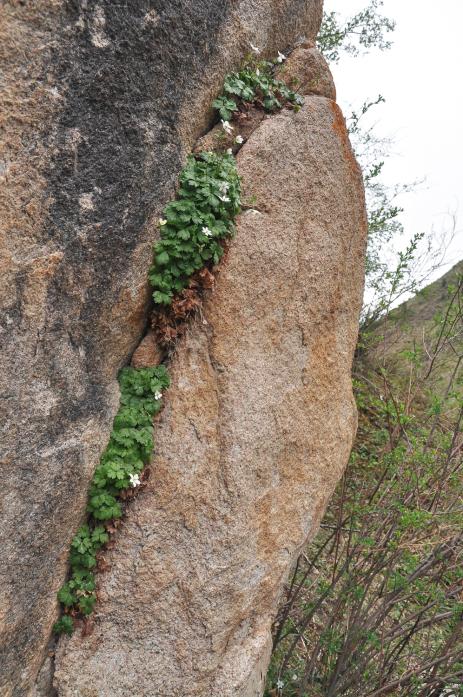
[[54, 92, 367, 697], [0, 1, 323, 694]]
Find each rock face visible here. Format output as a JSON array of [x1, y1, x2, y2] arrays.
[[277, 45, 337, 100], [130, 331, 164, 370], [54, 96, 367, 694], [0, 2, 325, 695]]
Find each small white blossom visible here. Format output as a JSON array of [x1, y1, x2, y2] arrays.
[[221, 119, 234, 135], [158, 218, 167, 226], [277, 51, 286, 63], [276, 679, 284, 689], [202, 226, 213, 237], [256, 68, 260, 76], [226, 148, 233, 155], [219, 194, 230, 203], [129, 473, 141, 488], [292, 674, 298, 681], [235, 135, 244, 144], [219, 181, 229, 194], [154, 390, 162, 400], [250, 43, 261, 54]]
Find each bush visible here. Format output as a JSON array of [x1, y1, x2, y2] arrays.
[[266, 278, 463, 696]]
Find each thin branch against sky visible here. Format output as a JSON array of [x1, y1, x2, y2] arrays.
[[326, 0, 463, 275]]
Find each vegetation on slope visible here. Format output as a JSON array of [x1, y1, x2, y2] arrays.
[[265, 4, 463, 695], [266, 267, 463, 697]]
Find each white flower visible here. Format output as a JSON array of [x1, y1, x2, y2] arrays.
[[250, 43, 261, 54], [235, 135, 244, 144], [226, 148, 233, 155], [202, 226, 213, 237], [219, 181, 229, 194], [221, 119, 234, 135], [256, 68, 260, 76], [158, 218, 167, 226], [219, 194, 230, 203], [129, 473, 141, 488], [277, 51, 286, 63], [292, 674, 298, 681], [154, 390, 162, 400], [276, 679, 284, 689]]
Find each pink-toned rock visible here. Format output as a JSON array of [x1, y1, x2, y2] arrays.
[[193, 107, 266, 155], [131, 331, 163, 368], [193, 47, 334, 158], [0, 2, 324, 693], [277, 47, 336, 100], [55, 97, 367, 696]]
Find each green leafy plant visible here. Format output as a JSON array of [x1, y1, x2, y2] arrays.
[[212, 61, 303, 121], [149, 57, 303, 308], [54, 365, 170, 634], [52, 615, 74, 637], [318, 5, 452, 333], [149, 151, 241, 305], [55, 46, 299, 635]]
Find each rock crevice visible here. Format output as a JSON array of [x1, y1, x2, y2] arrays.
[[54, 90, 367, 695], [0, 3, 323, 694]]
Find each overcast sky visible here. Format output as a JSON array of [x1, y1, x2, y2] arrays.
[[326, 0, 463, 279]]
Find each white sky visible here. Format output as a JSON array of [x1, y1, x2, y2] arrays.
[[326, 0, 463, 279]]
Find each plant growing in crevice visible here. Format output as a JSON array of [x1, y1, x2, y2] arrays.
[[53, 365, 170, 634], [54, 46, 301, 636], [149, 151, 241, 306], [149, 55, 303, 311], [212, 58, 303, 121]]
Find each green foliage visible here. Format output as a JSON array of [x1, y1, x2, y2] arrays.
[[266, 282, 463, 696], [212, 95, 239, 122], [341, 93, 427, 328], [317, 0, 395, 63], [212, 61, 303, 120], [316, 3, 419, 328], [150, 54, 302, 307], [55, 46, 303, 636], [149, 152, 241, 305], [55, 365, 170, 632], [318, 12, 440, 329], [53, 615, 74, 636], [316, 3, 437, 329]]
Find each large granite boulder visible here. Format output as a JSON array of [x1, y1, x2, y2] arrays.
[[54, 95, 367, 695], [0, 2, 324, 695]]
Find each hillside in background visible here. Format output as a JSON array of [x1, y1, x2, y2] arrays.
[[267, 260, 463, 696], [365, 260, 463, 400], [387, 259, 463, 331]]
